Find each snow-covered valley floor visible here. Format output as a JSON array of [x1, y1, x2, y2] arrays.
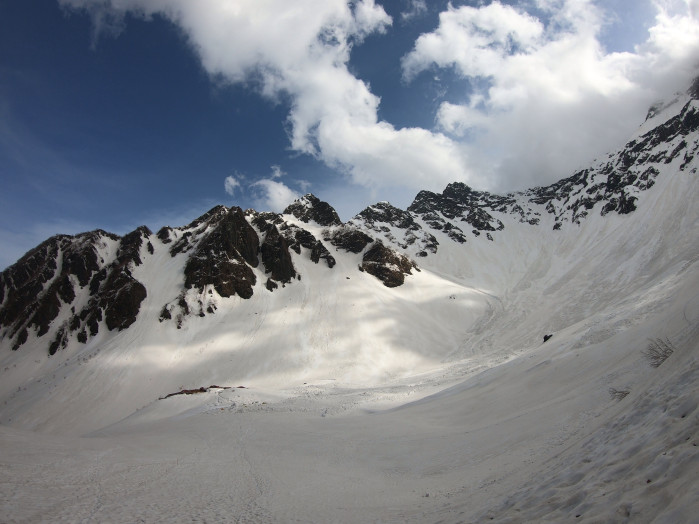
[[1, 262, 697, 523]]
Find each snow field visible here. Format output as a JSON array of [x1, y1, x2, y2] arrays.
[[0, 131, 697, 521]]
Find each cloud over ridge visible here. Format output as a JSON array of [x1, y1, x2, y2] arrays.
[[402, 0, 699, 190], [61, 0, 699, 196]]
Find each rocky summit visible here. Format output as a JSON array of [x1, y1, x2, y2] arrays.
[[0, 194, 421, 354]]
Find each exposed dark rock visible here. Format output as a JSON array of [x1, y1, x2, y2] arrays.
[[89, 268, 107, 295], [310, 242, 336, 268], [357, 202, 419, 232], [169, 232, 195, 256], [408, 190, 442, 216], [159, 385, 233, 400], [183, 207, 259, 299], [284, 194, 342, 226], [57, 275, 75, 305], [0, 224, 153, 354], [408, 184, 505, 240], [157, 226, 173, 244], [62, 234, 103, 287], [168, 207, 232, 257], [11, 328, 27, 351], [351, 202, 440, 254], [0, 231, 124, 352], [187, 205, 229, 230], [543, 334, 553, 343], [119, 226, 152, 266], [441, 183, 506, 231], [328, 227, 374, 254], [260, 225, 296, 284], [618, 194, 638, 214], [103, 277, 147, 331], [287, 228, 336, 268], [87, 309, 101, 337], [251, 211, 336, 271], [28, 283, 62, 337], [360, 241, 419, 288], [251, 212, 284, 233], [48, 327, 67, 356], [80, 229, 151, 336], [159, 306, 172, 322], [69, 315, 80, 332], [0, 237, 62, 333], [185, 257, 256, 300], [177, 295, 190, 316]]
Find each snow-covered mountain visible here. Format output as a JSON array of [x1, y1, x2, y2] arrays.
[[0, 80, 697, 523]]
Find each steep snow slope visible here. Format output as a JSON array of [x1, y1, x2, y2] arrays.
[[0, 87, 697, 522], [0, 215, 495, 434]]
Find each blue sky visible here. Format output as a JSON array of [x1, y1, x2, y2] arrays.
[[1, 0, 698, 269]]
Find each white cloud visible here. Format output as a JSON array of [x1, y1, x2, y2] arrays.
[[250, 179, 300, 213], [270, 165, 284, 180], [400, 0, 427, 23], [402, 2, 544, 81], [353, 0, 392, 38], [61, 0, 699, 198], [227, 166, 301, 213], [224, 175, 240, 196], [60, 0, 475, 200], [402, 0, 699, 190], [297, 179, 312, 193], [251, 164, 299, 212]]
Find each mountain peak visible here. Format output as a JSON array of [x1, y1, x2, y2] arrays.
[[284, 194, 342, 226]]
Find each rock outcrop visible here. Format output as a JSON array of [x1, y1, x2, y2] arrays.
[[284, 194, 342, 226]]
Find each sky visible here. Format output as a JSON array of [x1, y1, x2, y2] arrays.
[[1, 0, 698, 269]]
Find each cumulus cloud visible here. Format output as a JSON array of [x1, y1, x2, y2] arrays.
[[61, 0, 699, 197], [250, 179, 299, 213], [60, 0, 473, 199], [269, 165, 284, 180], [225, 166, 300, 213], [402, 0, 699, 190], [401, 0, 427, 23], [223, 175, 240, 196], [402, 2, 544, 81]]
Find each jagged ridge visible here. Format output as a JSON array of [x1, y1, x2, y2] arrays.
[[1, 196, 416, 352], [351, 88, 699, 254], [2, 81, 697, 355]]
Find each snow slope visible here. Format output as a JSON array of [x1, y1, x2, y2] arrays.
[[0, 93, 698, 522]]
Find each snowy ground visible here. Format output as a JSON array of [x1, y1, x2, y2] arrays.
[[1, 156, 698, 522]]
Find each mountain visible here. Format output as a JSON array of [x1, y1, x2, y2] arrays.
[[4, 81, 696, 358], [0, 81, 697, 523]]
